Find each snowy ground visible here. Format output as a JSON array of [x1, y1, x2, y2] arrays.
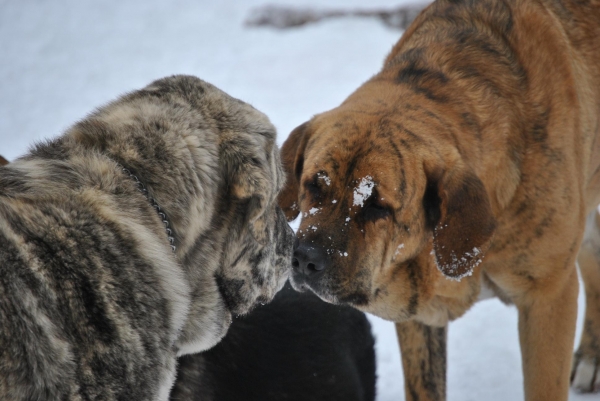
[[0, 1, 594, 399]]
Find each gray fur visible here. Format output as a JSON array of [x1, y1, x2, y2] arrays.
[[0, 75, 293, 401]]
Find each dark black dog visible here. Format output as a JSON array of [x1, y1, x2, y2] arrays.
[[170, 282, 377, 401]]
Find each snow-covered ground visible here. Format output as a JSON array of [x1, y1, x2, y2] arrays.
[[0, 1, 594, 399]]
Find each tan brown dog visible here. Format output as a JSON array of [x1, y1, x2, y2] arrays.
[[0, 156, 8, 166], [278, 0, 600, 400]]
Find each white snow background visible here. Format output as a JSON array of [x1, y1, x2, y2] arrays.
[[0, 1, 594, 399]]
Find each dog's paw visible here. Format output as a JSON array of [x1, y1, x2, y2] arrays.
[[571, 351, 600, 393]]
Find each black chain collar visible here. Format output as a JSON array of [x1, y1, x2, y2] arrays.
[[119, 165, 176, 253]]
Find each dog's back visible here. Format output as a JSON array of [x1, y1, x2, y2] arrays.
[[0, 154, 178, 400], [171, 282, 377, 401]]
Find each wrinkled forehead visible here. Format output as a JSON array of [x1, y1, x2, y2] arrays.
[[301, 120, 417, 202]]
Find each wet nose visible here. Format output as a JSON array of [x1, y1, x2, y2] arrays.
[[292, 240, 328, 276]]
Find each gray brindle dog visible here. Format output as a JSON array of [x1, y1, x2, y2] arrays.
[[0, 75, 293, 400]]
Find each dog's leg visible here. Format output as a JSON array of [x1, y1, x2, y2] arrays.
[[516, 266, 579, 401], [395, 321, 447, 401], [572, 210, 600, 393]]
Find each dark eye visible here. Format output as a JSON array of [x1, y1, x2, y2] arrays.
[[363, 200, 391, 221], [304, 178, 322, 202]]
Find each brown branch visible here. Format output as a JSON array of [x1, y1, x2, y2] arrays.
[[245, 3, 428, 31]]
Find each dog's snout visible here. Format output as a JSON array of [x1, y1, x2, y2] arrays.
[[292, 242, 328, 276]]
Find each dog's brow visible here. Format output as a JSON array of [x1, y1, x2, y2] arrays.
[[316, 171, 332, 186]]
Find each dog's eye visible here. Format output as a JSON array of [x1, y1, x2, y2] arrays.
[[304, 180, 322, 201], [363, 200, 391, 221]]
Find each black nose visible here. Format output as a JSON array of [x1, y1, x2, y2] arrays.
[[292, 241, 328, 276]]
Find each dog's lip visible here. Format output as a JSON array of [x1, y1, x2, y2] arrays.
[[218, 288, 253, 317], [216, 278, 285, 316], [337, 292, 369, 306], [216, 285, 240, 315], [291, 270, 372, 309], [214, 275, 247, 316]]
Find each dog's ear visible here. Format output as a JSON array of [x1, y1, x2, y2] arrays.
[[220, 128, 283, 244], [0, 155, 8, 166], [423, 161, 496, 278], [278, 122, 311, 221]]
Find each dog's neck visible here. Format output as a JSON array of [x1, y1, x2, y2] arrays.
[[118, 163, 177, 253]]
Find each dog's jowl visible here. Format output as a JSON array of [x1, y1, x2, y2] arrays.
[[0, 75, 293, 401], [279, 1, 600, 400]]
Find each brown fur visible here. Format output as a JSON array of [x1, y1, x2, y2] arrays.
[[396, 321, 446, 401], [0, 156, 7, 166], [279, 0, 600, 399]]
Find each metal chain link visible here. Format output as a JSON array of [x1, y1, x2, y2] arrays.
[[119, 165, 176, 253]]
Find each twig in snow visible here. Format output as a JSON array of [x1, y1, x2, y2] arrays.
[[245, 3, 429, 31]]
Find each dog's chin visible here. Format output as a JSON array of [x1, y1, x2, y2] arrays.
[[289, 274, 341, 305], [288, 275, 309, 293], [200, 306, 232, 352]]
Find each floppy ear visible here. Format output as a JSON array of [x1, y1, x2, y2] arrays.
[[277, 122, 311, 221], [220, 129, 281, 244], [0, 155, 8, 166], [423, 161, 496, 279]]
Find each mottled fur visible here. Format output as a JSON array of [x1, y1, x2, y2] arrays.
[[396, 321, 446, 401], [279, 1, 600, 400], [0, 75, 293, 401]]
